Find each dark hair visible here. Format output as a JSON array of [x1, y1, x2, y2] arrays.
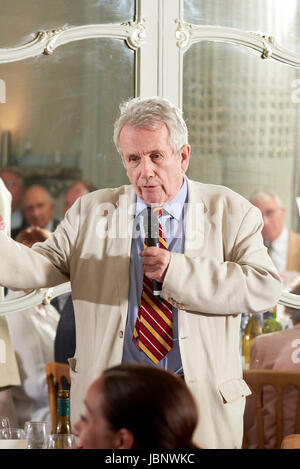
[[100, 363, 198, 449]]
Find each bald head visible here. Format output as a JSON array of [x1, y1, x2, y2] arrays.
[[23, 185, 55, 228]]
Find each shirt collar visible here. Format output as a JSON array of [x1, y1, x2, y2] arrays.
[[45, 219, 54, 232], [268, 226, 288, 251], [135, 177, 187, 220]]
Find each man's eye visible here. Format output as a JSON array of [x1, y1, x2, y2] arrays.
[[151, 153, 161, 160], [129, 156, 139, 163], [80, 414, 87, 422]]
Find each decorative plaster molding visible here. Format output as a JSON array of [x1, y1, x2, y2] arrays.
[[0, 21, 145, 64], [0, 282, 71, 315], [175, 21, 300, 68], [0, 281, 298, 314], [278, 290, 300, 309]]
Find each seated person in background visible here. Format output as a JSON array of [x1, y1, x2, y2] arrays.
[[244, 277, 300, 449], [0, 169, 25, 237], [63, 180, 97, 215], [73, 363, 198, 450], [17, 185, 60, 236], [5, 227, 59, 427], [53, 180, 97, 364], [250, 189, 300, 275]]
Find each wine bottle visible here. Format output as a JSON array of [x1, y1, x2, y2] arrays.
[[242, 314, 262, 369], [55, 389, 71, 434], [262, 305, 282, 333]]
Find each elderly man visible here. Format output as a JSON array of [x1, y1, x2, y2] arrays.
[[21, 185, 60, 233], [0, 97, 281, 449], [250, 189, 300, 273]]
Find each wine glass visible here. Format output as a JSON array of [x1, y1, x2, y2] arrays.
[[24, 421, 50, 449], [0, 428, 27, 449], [0, 417, 10, 439], [47, 434, 76, 449]]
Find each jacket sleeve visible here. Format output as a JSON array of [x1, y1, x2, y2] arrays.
[[161, 205, 282, 316], [0, 200, 80, 290]]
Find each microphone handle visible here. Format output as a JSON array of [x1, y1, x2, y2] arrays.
[[147, 237, 162, 298], [152, 279, 163, 298], [146, 208, 162, 298]]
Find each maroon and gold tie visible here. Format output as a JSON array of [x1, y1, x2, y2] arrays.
[[132, 210, 173, 364]]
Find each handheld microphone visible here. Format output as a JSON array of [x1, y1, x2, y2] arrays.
[[143, 207, 163, 298]]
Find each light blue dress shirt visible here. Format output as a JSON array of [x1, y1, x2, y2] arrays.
[[122, 179, 188, 373]]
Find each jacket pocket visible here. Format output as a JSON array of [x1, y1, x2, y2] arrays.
[[68, 357, 79, 375], [218, 378, 251, 403]]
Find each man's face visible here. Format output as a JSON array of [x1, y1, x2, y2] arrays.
[[64, 182, 88, 214], [252, 195, 285, 243], [119, 123, 190, 206], [0, 171, 24, 212], [23, 187, 54, 228]]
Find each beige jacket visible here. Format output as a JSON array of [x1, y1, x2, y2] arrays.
[[0, 317, 20, 388], [287, 230, 300, 272], [0, 179, 281, 449]]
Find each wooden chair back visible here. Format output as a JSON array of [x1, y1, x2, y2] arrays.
[[46, 361, 71, 433], [243, 369, 300, 449]]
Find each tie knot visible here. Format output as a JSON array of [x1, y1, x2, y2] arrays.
[[153, 207, 163, 218]]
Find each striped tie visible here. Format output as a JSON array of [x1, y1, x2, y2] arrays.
[[132, 210, 173, 364]]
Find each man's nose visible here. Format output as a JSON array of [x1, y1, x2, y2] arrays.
[[31, 206, 40, 217], [140, 159, 155, 178]]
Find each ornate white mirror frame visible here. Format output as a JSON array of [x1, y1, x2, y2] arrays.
[[1, 0, 300, 313]]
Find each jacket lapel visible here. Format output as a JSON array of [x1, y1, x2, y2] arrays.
[[184, 178, 209, 257], [108, 186, 136, 326]]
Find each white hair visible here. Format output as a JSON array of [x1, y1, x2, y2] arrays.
[[113, 96, 189, 157]]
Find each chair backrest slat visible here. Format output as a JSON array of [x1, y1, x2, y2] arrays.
[[243, 370, 300, 449]]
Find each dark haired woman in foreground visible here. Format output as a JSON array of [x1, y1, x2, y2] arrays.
[[73, 363, 198, 449]]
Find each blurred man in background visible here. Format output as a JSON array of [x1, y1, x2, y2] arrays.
[[250, 189, 300, 273], [22, 185, 60, 233]]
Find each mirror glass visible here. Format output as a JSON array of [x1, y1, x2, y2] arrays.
[[184, 0, 300, 51], [0, 0, 135, 46], [183, 0, 300, 233], [0, 0, 135, 213]]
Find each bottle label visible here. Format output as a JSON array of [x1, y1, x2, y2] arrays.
[[57, 398, 70, 417]]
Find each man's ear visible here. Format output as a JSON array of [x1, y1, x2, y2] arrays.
[[180, 144, 191, 174], [114, 428, 135, 449]]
